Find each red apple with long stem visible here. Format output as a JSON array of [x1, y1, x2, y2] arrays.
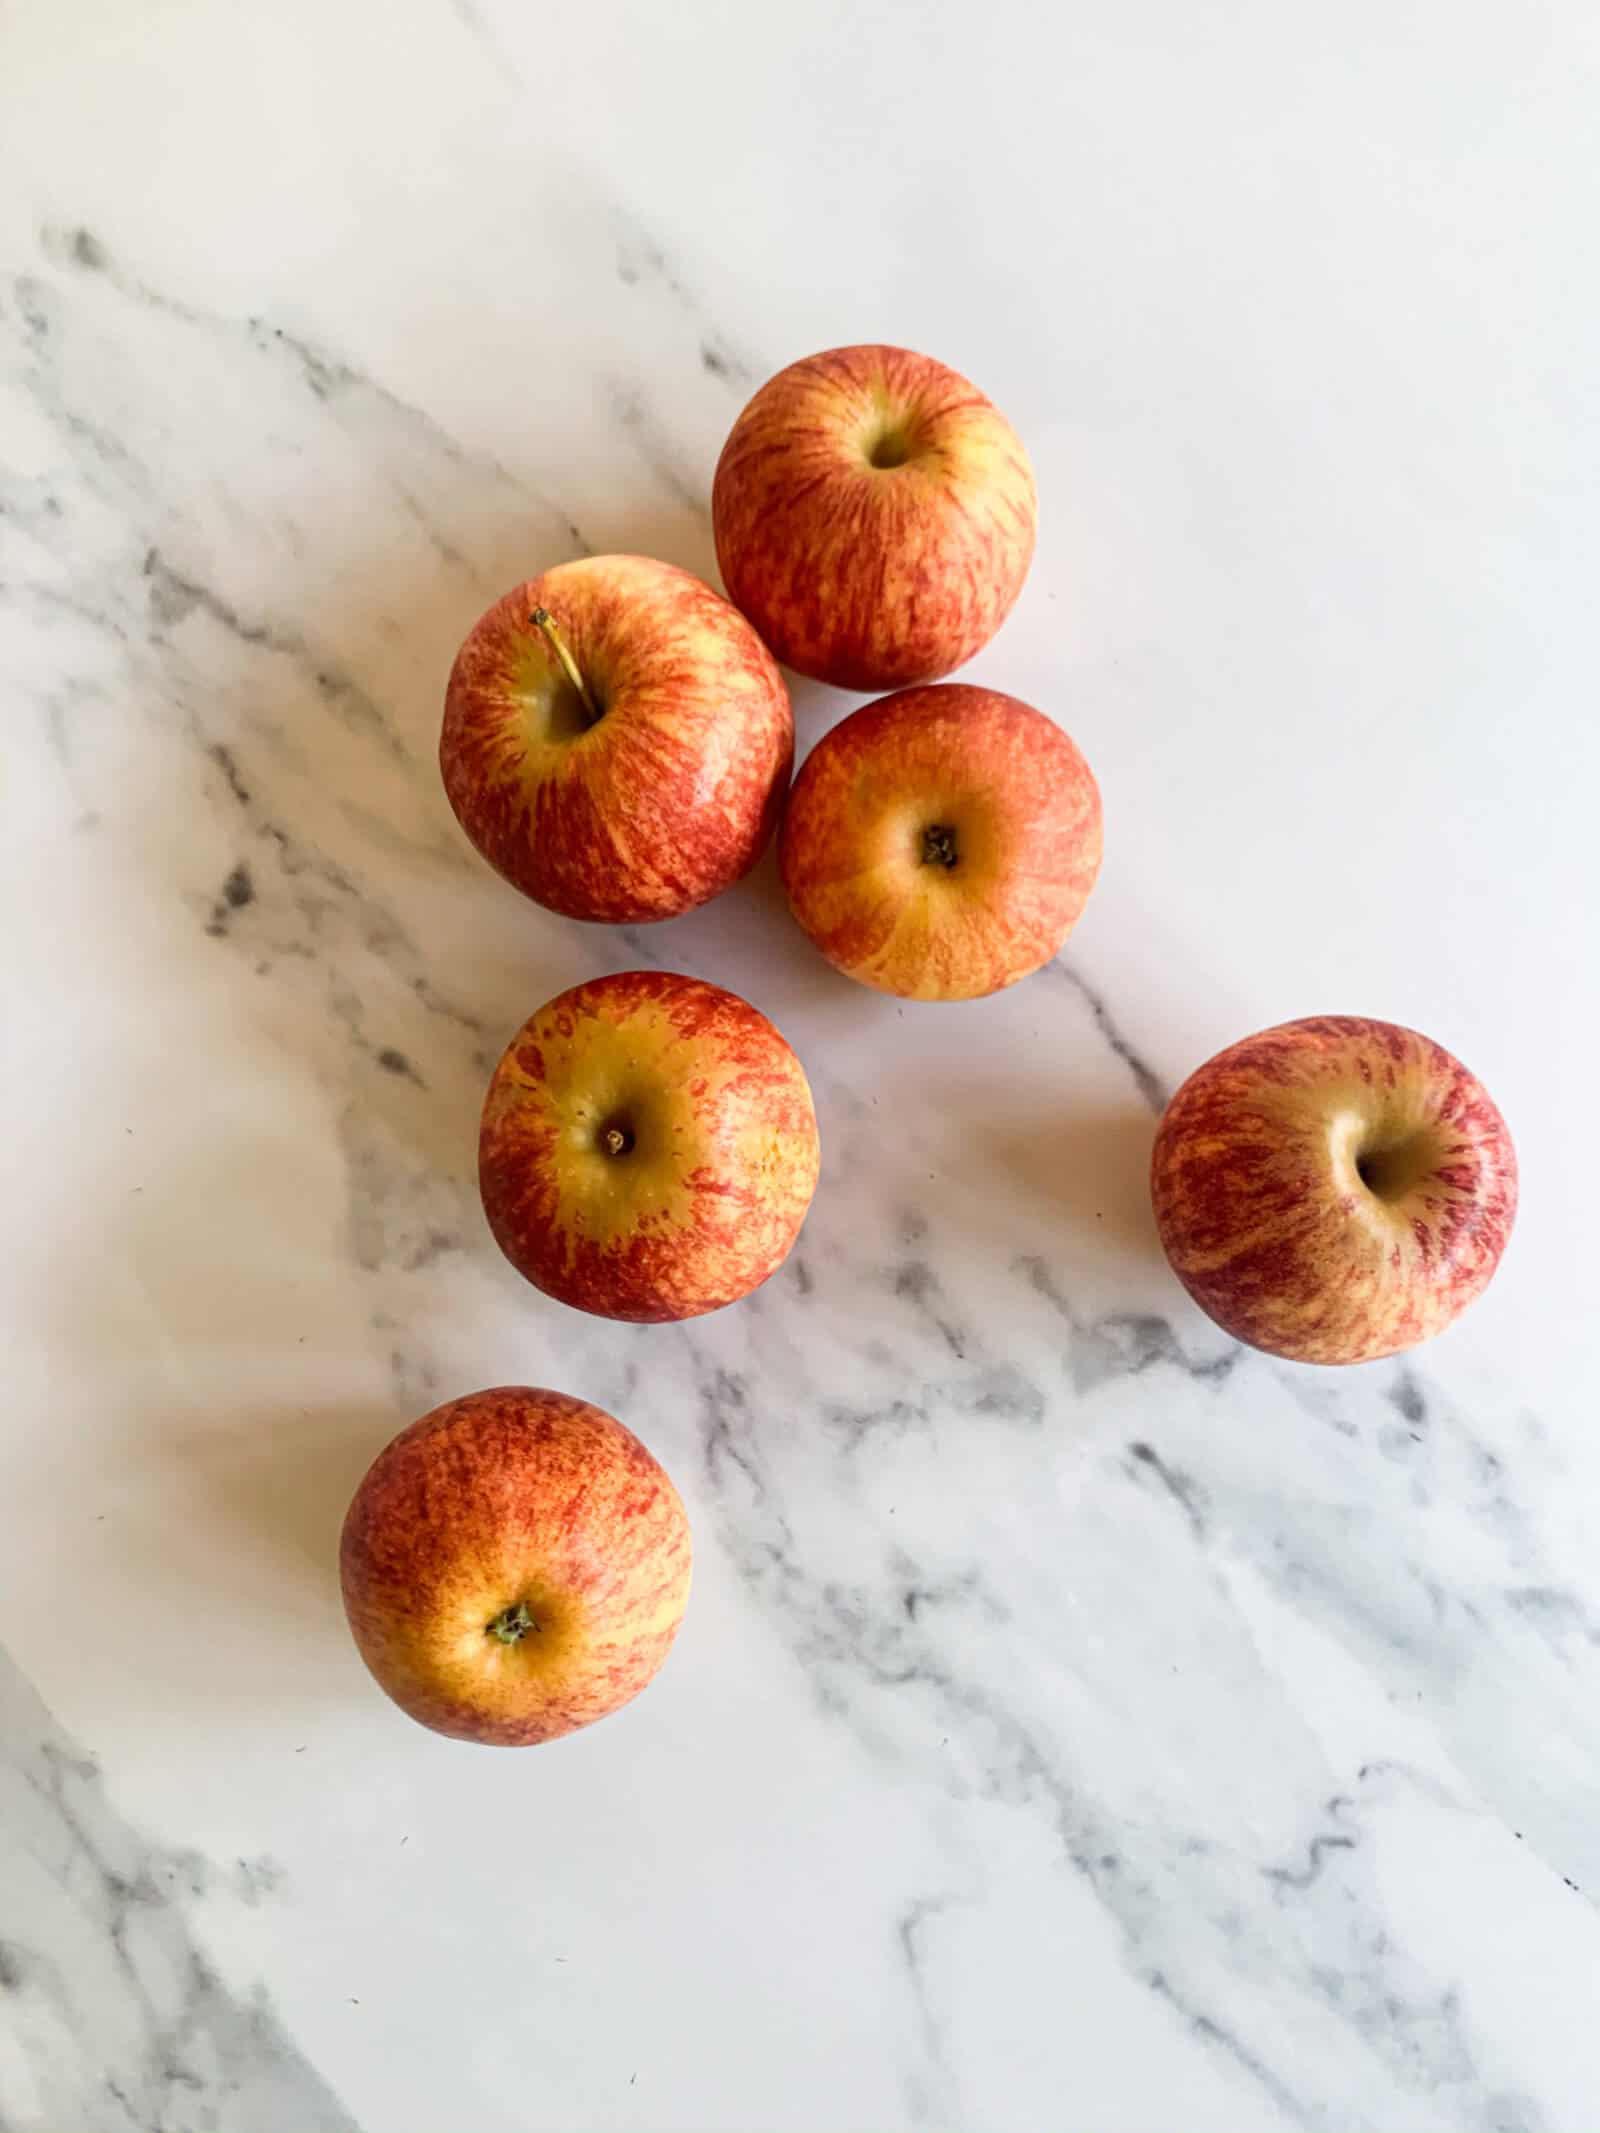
[[441, 555, 792, 923], [1151, 1016, 1517, 1364], [340, 1387, 692, 1746], [480, 969, 820, 1322], [778, 683, 1102, 1000], [713, 346, 1037, 691]]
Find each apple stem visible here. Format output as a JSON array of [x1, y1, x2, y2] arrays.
[[530, 607, 601, 724], [486, 1599, 538, 1644]]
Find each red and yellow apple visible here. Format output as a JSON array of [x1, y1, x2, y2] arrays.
[[712, 345, 1036, 691], [1151, 1016, 1518, 1365], [480, 969, 820, 1321], [340, 1386, 692, 1746], [778, 683, 1102, 1000], [440, 554, 792, 923]]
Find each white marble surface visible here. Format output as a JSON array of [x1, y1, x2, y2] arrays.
[[5, 3, 1600, 2128]]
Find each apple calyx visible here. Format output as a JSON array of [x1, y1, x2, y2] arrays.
[[530, 607, 601, 726], [921, 824, 959, 869], [486, 1599, 539, 1645], [600, 1122, 635, 1157]]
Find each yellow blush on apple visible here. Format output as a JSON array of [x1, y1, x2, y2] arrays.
[[479, 970, 820, 1322], [340, 1387, 692, 1747], [779, 683, 1102, 1001]]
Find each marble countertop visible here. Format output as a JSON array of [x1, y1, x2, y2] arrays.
[[6, 3, 1599, 2128]]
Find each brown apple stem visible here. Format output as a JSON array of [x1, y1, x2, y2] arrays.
[[530, 607, 600, 724], [486, 1599, 538, 1644]]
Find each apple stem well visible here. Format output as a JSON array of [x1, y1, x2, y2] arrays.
[[867, 428, 913, 469], [922, 825, 959, 869], [486, 1600, 539, 1644], [530, 607, 602, 725], [1355, 1127, 1446, 1203]]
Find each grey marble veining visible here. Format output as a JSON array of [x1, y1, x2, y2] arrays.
[[0, 1643, 354, 2133]]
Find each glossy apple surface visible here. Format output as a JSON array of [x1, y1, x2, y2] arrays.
[[440, 554, 792, 923], [778, 683, 1101, 1000], [713, 345, 1036, 691], [340, 1386, 692, 1745], [480, 969, 820, 1321], [1151, 1016, 1518, 1365]]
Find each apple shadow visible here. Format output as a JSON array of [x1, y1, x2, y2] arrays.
[[164, 1402, 395, 1586], [151, 1401, 403, 1720], [42, 1086, 473, 1714], [45, 1377, 405, 1725], [971, 1100, 1165, 1264]]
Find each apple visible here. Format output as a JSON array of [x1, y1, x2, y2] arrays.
[[778, 683, 1102, 1000], [1151, 1016, 1518, 1365], [480, 969, 820, 1321], [712, 345, 1036, 691], [340, 1386, 692, 1746], [440, 554, 792, 923]]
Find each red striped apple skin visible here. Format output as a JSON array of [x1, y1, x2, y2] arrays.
[[340, 1388, 692, 1746], [441, 555, 792, 924], [480, 970, 820, 1323], [713, 346, 1036, 692], [778, 684, 1101, 1001], [1151, 1017, 1517, 1366]]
